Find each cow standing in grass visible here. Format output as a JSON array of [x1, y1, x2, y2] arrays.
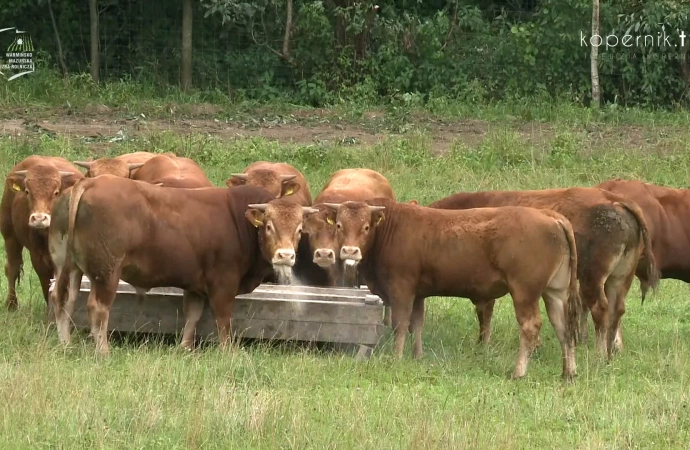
[[596, 179, 690, 294], [49, 176, 315, 354], [1, 156, 83, 312], [317, 199, 582, 379], [429, 187, 659, 358]]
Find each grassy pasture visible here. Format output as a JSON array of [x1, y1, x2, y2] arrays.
[[1, 104, 690, 449]]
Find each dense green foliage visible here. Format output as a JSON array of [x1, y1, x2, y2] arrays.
[[2, 0, 690, 108]]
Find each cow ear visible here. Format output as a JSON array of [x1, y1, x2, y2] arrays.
[[6, 174, 24, 192], [408, 199, 419, 205], [226, 176, 246, 188], [281, 180, 301, 197], [324, 209, 337, 226], [245, 209, 265, 228], [372, 210, 385, 227]]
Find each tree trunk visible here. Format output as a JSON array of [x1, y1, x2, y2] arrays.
[[89, 0, 99, 83], [180, 0, 193, 91], [47, 0, 68, 78], [590, 0, 600, 108]]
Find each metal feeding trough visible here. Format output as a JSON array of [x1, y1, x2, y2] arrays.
[[49, 277, 386, 358]]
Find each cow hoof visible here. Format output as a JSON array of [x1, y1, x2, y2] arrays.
[[511, 371, 526, 380], [6, 300, 18, 311]]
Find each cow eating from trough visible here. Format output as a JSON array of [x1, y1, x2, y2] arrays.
[[1, 156, 83, 312], [318, 199, 582, 380], [48, 176, 315, 355], [73, 151, 162, 178], [223, 161, 333, 286], [304, 168, 397, 324], [429, 187, 659, 358]]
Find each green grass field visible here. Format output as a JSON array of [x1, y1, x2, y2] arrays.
[[2, 87, 690, 448]]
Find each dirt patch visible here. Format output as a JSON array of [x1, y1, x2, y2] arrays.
[[2, 110, 689, 157]]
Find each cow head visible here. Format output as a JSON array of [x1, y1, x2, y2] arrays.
[[227, 169, 301, 199], [302, 205, 339, 268], [6, 165, 78, 229], [324, 201, 386, 268], [74, 158, 145, 178], [246, 199, 318, 283]]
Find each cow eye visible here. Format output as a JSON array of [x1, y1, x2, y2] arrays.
[[24, 189, 29, 195], [336, 223, 342, 230], [266, 224, 272, 232], [364, 224, 370, 232], [54, 190, 59, 197]]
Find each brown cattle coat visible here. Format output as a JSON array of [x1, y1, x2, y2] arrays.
[[1, 156, 83, 311], [597, 179, 690, 286], [132, 154, 213, 188], [330, 199, 581, 379], [49, 176, 275, 355], [429, 187, 659, 357]]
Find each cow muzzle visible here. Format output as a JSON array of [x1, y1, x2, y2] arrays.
[[313, 248, 336, 267], [29, 212, 51, 229], [340, 246, 362, 266], [272, 248, 296, 266]]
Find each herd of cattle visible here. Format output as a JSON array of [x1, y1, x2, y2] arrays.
[[1, 151, 687, 380]]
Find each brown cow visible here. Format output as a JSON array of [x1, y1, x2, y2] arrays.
[[303, 168, 397, 323], [73, 151, 164, 178], [48, 177, 314, 355], [1, 156, 83, 311], [429, 187, 659, 358], [320, 199, 582, 379], [132, 154, 214, 188], [226, 161, 312, 205], [596, 179, 690, 290]]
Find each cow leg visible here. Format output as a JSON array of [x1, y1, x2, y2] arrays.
[[207, 284, 237, 350], [510, 289, 542, 380], [409, 296, 425, 359], [57, 266, 84, 345], [473, 298, 495, 344], [30, 251, 54, 314], [604, 270, 635, 358], [383, 305, 392, 328], [86, 275, 119, 356], [181, 291, 205, 350], [579, 279, 609, 357], [542, 288, 577, 380], [577, 302, 590, 345], [3, 235, 23, 311], [387, 286, 415, 358]]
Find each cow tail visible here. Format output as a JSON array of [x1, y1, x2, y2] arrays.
[[557, 218, 582, 346], [616, 200, 660, 305], [67, 178, 88, 257]]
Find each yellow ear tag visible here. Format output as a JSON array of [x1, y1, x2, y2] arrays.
[[252, 219, 263, 228], [284, 188, 294, 196], [375, 215, 384, 226], [326, 217, 335, 225], [12, 183, 21, 192]]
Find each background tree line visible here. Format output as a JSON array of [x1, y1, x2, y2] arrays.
[[1, 0, 689, 108]]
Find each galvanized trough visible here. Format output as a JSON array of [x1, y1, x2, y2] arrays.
[[50, 277, 386, 357]]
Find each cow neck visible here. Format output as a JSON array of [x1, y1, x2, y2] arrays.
[[361, 206, 397, 279]]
